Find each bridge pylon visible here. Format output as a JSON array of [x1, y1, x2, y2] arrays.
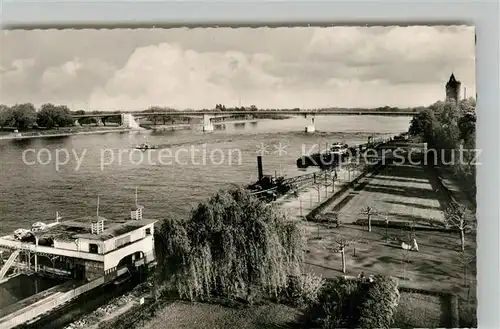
[[121, 113, 142, 130], [305, 116, 316, 133], [202, 114, 214, 132]]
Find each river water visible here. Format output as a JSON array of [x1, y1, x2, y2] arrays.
[[0, 116, 410, 235], [0, 275, 62, 311]]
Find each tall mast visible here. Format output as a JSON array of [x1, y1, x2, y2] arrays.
[[96, 196, 100, 218], [135, 186, 138, 208]]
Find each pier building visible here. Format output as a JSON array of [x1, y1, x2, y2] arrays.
[[0, 203, 157, 328], [0, 205, 156, 283]]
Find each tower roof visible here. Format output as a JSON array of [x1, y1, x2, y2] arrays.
[[447, 73, 460, 85]]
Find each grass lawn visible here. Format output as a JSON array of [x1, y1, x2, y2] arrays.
[[303, 223, 476, 289], [140, 301, 301, 329], [301, 221, 477, 327]]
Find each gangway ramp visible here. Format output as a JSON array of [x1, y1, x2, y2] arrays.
[[0, 280, 74, 319], [0, 267, 129, 329], [0, 250, 20, 281], [0, 292, 65, 325]]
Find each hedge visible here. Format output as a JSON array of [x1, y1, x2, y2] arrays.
[[353, 218, 457, 233], [397, 285, 459, 328], [301, 275, 401, 329], [357, 276, 400, 329], [301, 277, 364, 329]]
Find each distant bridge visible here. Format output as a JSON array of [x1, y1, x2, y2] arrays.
[[71, 109, 416, 119], [70, 109, 416, 133]]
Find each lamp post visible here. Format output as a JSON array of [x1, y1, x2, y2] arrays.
[[385, 216, 389, 243]]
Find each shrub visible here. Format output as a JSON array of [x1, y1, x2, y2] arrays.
[[301, 276, 401, 329], [357, 275, 400, 329], [459, 301, 477, 327], [279, 273, 325, 307], [302, 277, 364, 329]]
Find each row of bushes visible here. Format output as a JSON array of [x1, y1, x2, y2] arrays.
[[352, 218, 458, 233]]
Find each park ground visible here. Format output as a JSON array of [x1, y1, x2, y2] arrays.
[[65, 160, 476, 329]]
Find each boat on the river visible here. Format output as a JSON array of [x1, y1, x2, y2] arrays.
[[247, 156, 295, 202], [329, 142, 349, 155], [247, 174, 294, 202], [134, 142, 158, 150], [296, 143, 349, 169]]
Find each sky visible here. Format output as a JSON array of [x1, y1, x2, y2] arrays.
[[0, 26, 475, 111]]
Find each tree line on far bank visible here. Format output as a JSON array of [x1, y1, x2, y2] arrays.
[[0, 103, 74, 130], [0, 103, 126, 130]]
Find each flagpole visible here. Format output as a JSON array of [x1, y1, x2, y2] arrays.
[[96, 196, 100, 218]]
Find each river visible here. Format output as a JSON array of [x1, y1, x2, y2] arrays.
[[0, 116, 410, 235]]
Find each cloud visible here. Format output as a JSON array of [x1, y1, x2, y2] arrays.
[[0, 26, 475, 109], [307, 26, 474, 64], [88, 43, 287, 110]]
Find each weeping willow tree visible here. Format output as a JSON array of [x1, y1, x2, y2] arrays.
[[155, 215, 191, 295], [156, 187, 305, 302]]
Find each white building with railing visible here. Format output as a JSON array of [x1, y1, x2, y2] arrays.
[[0, 204, 157, 282]]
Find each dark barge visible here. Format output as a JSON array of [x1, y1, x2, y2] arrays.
[[247, 156, 294, 202]]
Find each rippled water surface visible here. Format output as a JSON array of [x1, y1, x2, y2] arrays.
[[0, 116, 410, 235]]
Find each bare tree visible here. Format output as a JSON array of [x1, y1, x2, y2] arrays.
[[334, 235, 350, 273], [444, 204, 474, 251], [360, 205, 375, 232], [457, 249, 476, 307], [457, 249, 475, 288], [343, 162, 354, 181], [350, 231, 364, 257], [322, 170, 333, 197], [345, 162, 363, 181], [384, 215, 390, 243], [401, 249, 411, 280], [312, 178, 323, 203], [406, 219, 417, 241]]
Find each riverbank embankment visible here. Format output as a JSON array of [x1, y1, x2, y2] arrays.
[[0, 127, 139, 141]]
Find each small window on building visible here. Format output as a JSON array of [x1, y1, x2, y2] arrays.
[[89, 243, 98, 254], [145, 228, 151, 235]]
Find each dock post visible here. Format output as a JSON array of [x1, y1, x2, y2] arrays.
[[35, 236, 39, 272], [257, 156, 264, 181]]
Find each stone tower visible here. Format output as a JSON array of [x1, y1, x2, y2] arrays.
[[445, 73, 461, 104]]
